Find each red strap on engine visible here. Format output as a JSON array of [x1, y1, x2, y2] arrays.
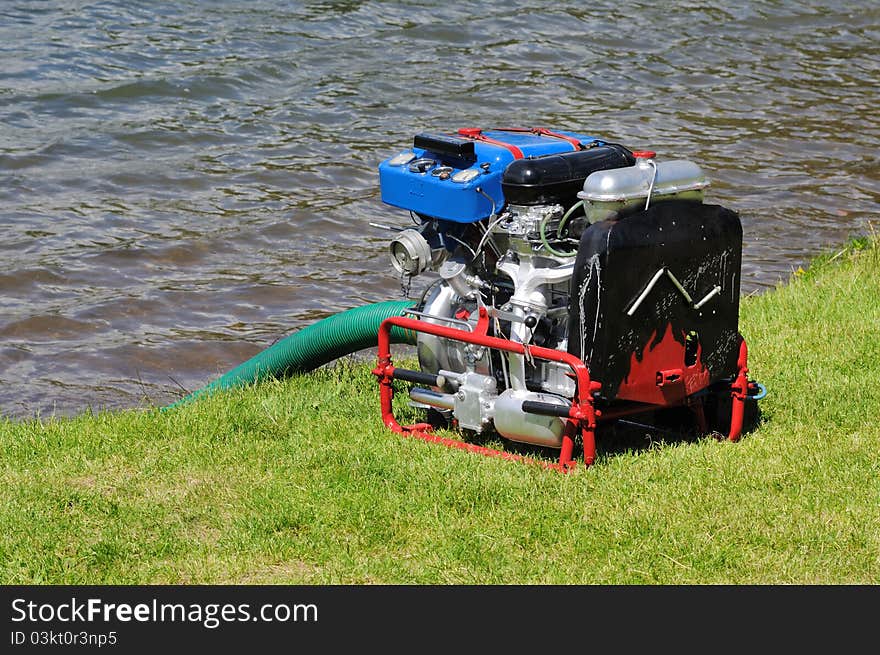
[[457, 128, 524, 159], [456, 127, 586, 158], [492, 127, 584, 151]]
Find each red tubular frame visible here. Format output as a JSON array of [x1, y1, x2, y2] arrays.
[[374, 306, 597, 472], [373, 306, 750, 472], [727, 338, 749, 442]]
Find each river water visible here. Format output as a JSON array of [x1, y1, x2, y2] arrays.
[[1, 0, 877, 418]]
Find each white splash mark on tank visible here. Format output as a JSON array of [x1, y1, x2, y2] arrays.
[[578, 252, 602, 363]]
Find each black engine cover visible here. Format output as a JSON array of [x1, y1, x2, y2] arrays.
[[501, 144, 635, 207], [566, 200, 743, 404]]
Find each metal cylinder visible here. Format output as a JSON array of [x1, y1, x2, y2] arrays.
[[409, 387, 456, 410], [578, 159, 709, 223], [493, 389, 569, 448]]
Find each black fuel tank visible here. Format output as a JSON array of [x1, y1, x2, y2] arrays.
[[567, 200, 743, 404], [501, 144, 635, 207]]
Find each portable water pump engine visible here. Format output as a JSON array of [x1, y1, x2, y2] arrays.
[[372, 127, 755, 471]]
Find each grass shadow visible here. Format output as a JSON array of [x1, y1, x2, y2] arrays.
[[394, 390, 763, 470]]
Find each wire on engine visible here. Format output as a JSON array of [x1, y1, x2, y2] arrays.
[[556, 199, 585, 239], [472, 212, 507, 262], [447, 234, 477, 260], [538, 211, 577, 258], [491, 312, 512, 391], [645, 159, 658, 210]]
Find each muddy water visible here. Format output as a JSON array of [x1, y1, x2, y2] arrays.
[[1, 1, 878, 417]]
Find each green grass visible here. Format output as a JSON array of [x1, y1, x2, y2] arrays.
[[2, 235, 879, 584]]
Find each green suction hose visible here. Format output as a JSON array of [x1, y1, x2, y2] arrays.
[[166, 299, 417, 408]]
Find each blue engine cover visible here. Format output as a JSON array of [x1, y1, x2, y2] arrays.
[[378, 128, 600, 223]]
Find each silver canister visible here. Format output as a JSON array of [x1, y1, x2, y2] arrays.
[[493, 389, 569, 448], [578, 157, 710, 224]]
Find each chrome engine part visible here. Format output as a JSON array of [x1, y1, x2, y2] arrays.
[[383, 201, 584, 447]]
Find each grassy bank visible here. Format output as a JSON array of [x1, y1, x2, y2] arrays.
[[2, 236, 878, 584]]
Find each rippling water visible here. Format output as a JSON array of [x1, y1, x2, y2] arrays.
[[1, 0, 878, 418]]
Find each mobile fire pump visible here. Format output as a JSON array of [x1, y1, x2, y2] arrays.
[[371, 127, 760, 471]]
